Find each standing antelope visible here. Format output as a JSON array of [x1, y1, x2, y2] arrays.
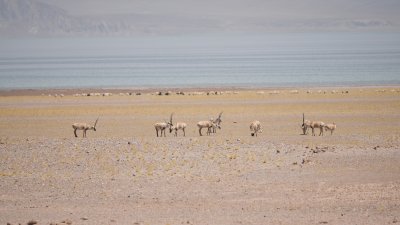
[[154, 113, 173, 137], [250, 120, 262, 136], [197, 120, 220, 136], [324, 123, 336, 135], [211, 112, 223, 133], [301, 113, 312, 135], [72, 118, 98, 138], [169, 113, 187, 137], [310, 121, 325, 136]]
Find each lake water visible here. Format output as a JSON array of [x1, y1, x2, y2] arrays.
[[0, 33, 400, 89]]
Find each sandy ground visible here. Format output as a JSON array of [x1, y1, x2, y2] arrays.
[[0, 87, 400, 225]]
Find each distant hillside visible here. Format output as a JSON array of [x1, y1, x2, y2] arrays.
[[0, 0, 137, 37], [0, 0, 397, 37]]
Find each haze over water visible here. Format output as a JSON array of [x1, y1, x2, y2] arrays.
[[1, 32, 400, 89]]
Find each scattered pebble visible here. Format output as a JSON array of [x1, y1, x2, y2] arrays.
[[27, 220, 38, 225], [61, 219, 72, 225]]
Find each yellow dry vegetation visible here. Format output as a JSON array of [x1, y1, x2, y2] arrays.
[[0, 87, 399, 141]]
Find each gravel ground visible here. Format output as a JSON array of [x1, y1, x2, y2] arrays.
[[0, 87, 399, 224]]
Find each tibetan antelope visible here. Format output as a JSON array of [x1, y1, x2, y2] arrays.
[[154, 113, 173, 137], [72, 118, 98, 138], [250, 120, 262, 136], [310, 121, 325, 136], [324, 123, 336, 135], [197, 120, 220, 136], [211, 111, 223, 133], [169, 113, 187, 137], [301, 113, 312, 135]]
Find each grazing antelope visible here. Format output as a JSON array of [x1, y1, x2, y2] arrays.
[[72, 118, 98, 138], [250, 120, 262, 137], [324, 123, 336, 135], [154, 113, 173, 137], [301, 113, 312, 135], [169, 113, 187, 137], [211, 112, 223, 133], [310, 121, 325, 136], [170, 122, 187, 136], [197, 120, 220, 136]]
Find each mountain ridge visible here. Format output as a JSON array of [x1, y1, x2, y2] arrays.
[[0, 0, 397, 37]]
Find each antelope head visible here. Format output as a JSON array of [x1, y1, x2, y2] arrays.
[[213, 122, 221, 130]]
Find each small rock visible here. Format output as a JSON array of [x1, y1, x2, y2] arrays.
[[61, 219, 72, 225], [80, 217, 88, 221], [27, 221, 38, 225]]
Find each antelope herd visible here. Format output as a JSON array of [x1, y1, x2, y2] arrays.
[[301, 113, 336, 136], [72, 113, 336, 138]]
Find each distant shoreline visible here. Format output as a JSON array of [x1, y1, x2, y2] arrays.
[[1, 85, 399, 97]]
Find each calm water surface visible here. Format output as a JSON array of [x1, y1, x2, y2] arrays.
[[0, 33, 399, 89]]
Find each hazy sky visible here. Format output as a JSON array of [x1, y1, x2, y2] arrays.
[[39, 0, 400, 22]]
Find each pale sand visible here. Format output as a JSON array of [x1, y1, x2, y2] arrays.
[[0, 87, 399, 224]]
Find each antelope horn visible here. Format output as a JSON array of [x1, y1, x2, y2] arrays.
[[218, 111, 223, 120], [94, 117, 99, 128], [170, 113, 174, 124], [302, 113, 305, 125]]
